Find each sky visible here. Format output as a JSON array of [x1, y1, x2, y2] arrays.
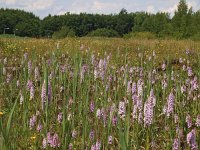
[[0, 0, 200, 18]]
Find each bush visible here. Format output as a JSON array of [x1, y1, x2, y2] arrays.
[[124, 32, 156, 39], [87, 28, 119, 37], [52, 26, 75, 39]]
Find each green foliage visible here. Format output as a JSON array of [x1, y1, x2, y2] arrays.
[[87, 28, 119, 37], [1, 0, 200, 39], [52, 26, 75, 39], [0, 8, 40, 37]]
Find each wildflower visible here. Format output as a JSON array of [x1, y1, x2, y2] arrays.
[[94, 69, 98, 80], [91, 144, 96, 150], [118, 101, 126, 120], [30, 86, 34, 100], [195, 115, 200, 127], [100, 108, 107, 126], [186, 114, 192, 128], [150, 89, 156, 107], [69, 143, 73, 150], [20, 91, 24, 105], [95, 141, 101, 150], [96, 109, 101, 119], [108, 136, 113, 145], [47, 132, 52, 144], [41, 80, 46, 110], [42, 138, 47, 149], [144, 92, 154, 127], [172, 138, 179, 150], [137, 79, 144, 96], [127, 80, 132, 93], [187, 129, 198, 150], [26, 80, 33, 91], [181, 85, 186, 93], [37, 122, 42, 132], [191, 76, 199, 91], [28, 60, 32, 75], [132, 82, 137, 94], [29, 115, 37, 129], [186, 78, 190, 86], [89, 130, 95, 141], [50, 133, 61, 148], [30, 136, 36, 140], [34, 67, 40, 81], [187, 67, 193, 77], [166, 92, 175, 117], [72, 130, 77, 139], [132, 105, 137, 121], [0, 111, 4, 117], [48, 82, 52, 103], [186, 49, 190, 55], [57, 112, 63, 123], [90, 101, 95, 112]]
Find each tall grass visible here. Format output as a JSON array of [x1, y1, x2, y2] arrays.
[[0, 38, 200, 149]]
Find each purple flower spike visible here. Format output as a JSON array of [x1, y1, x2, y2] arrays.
[[187, 129, 198, 150], [166, 92, 175, 117], [57, 112, 63, 123], [172, 138, 179, 150], [108, 136, 113, 145], [41, 80, 46, 110]]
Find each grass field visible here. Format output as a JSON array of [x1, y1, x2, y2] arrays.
[[0, 37, 200, 149]]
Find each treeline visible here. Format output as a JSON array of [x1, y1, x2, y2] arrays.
[[1, 0, 200, 39]]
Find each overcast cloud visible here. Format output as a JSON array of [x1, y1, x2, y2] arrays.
[[0, 0, 200, 18]]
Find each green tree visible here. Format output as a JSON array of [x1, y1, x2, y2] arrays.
[[172, 0, 191, 38], [52, 26, 75, 39]]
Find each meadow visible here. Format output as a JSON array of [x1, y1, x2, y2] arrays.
[[0, 37, 200, 150]]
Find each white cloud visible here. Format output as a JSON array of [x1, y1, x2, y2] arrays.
[[3, 0, 17, 5], [187, 0, 200, 11], [146, 5, 155, 13], [2, 0, 54, 10], [163, 4, 178, 14], [25, 0, 54, 10], [91, 1, 119, 12], [68, 0, 124, 14]]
